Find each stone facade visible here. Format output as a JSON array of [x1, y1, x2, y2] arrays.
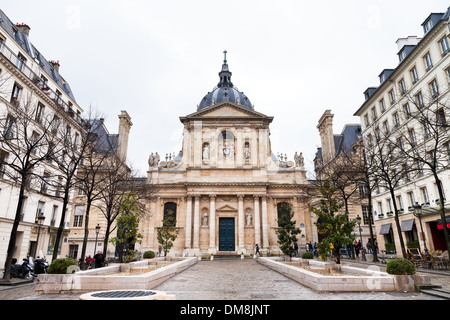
[[141, 101, 313, 255]]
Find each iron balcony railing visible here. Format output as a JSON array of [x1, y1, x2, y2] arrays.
[[0, 41, 84, 126]]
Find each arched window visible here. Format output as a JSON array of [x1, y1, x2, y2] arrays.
[[163, 202, 177, 227], [277, 202, 290, 227]]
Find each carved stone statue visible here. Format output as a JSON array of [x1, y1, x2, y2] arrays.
[[244, 143, 250, 163], [246, 210, 252, 226], [294, 152, 304, 167], [148, 153, 155, 168], [155, 152, 160, 166], [203, 143, 210, 161], [202, 210, 208, 226]]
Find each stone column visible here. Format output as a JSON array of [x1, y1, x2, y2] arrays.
[[193, 195, 200, 249], [185, 196, 192, 249], [238, 195, 245, 251], [209, 194, 216, 251], [261, 195, 269, 248], [254, 195, 261, 247]]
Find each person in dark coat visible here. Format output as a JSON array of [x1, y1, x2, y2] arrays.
[[94, 251, 104, 268]]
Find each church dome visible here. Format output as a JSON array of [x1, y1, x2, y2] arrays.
[[198, 52, 253, 111]]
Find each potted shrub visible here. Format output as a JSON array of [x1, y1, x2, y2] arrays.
[[143, 250, 155, 259], [47, 258, 78, 274], [386, 258, 415, 275], [385, 243, 396, 252], [301, 252, 314, 259]]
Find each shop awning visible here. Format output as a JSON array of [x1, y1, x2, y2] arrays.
[[379, 223, 391, 235], [401, 219, 415, 232], [437, 215, 450, 230]]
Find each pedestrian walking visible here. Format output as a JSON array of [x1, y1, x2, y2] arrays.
[[255, 243, 260, 256], [294, 242, 298, 256], [93, 251, 104, 268], [355, 240, 360, 258], [366, 240, 372, 254]]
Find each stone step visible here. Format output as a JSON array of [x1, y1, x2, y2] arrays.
[[420, 288, 450, 300]]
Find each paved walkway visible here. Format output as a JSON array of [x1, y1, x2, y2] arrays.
[[153, 258, 446, 300], [0, 257, 449, 300]]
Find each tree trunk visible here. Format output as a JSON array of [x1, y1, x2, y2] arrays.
[[52, 188, 70, 261], [79, 200, 92, 270], [2, 179, 26, 280]]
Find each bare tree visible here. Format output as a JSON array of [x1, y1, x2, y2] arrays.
[[395, 92, 450, 256], [0, 92, 61, 279], [363, 115, 410, 258]]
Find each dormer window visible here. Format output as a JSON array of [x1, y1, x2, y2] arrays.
[[16, 52, 26, 71], [424, 19, 433, 34]]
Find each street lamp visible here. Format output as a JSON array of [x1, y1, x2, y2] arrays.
[[34, 213, 45, 258], [93, 224, 101, 257], [413, 202, 429, 259], [355, 215, 366, 261]]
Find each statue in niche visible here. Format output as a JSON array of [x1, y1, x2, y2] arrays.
[[246, 210, 252, 226], [202, 143, 210, 162], [244, 142, 251, 163], [202, 210, 208, 226]]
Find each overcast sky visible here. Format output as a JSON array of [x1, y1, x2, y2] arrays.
[[2, 1, 448, 177]]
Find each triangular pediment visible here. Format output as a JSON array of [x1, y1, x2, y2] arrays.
[[185, 102, 268, 119], [216, 204, 237, 212]]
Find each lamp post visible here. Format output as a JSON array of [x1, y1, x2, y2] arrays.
[[34, 213, 45, 258], [93, 224, 101, 257], [413, 202, 429, 259], [355, 215, 366, 261]]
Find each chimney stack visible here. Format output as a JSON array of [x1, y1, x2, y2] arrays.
[[117, 110, 133, 162], [16, 23, 30, 36], [49, 60, 60, 73]]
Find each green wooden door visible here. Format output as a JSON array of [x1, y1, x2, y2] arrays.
[[219, 218, 235, 251]]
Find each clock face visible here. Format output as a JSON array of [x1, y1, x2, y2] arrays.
[[223, 148, 230, 155]]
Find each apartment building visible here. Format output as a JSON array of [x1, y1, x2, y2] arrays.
[[354, 8, 450, 254], [0, 9, 85, 268], [314, 110, 374, 247]]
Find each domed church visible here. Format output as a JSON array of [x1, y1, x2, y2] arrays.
[[142, 53, 314, 256]]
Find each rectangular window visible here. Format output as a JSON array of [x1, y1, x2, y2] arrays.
[[3, 114, 16, 139], [371, 107, 377, 121], [416, 160, 423, 177], [10, 83, 22, 107], [364, 114, 370, 127], [423, 122, 431, 139], [51, 205, 58, 227], [416, 91, 424, 109], [446, 141, 450, 161], [35, 103, 44, 124], [403, 103, 411, 119], [362, 205, 374, 225], [73, 205, 84, 227], [36, 201, 45, 222], [383, 120, 389, 135], [408, 192, 415, 207], [380, 98, 386, 113], [396, 196, 404, 210], [403, 164, 411, 183], [421, 187, 429, 204], [439, 36, 450, 56], [430, 79, 439, 98], [436, 108, 447, 126], [424, 52, 433, 71], [409, 128, 416, 146], [0, 149, 8, 178], [30, 131, 39, 154], [393, 112, 400, 128], [410, 66, 419, 84], [16, 52, 26, 71], [51, 115, 59, 134], [41, 172, 50, 194], [446, 67, 450, 84], [389, 89, 396, 105], [378, 201, 384, 215], [399, 78, 406, 95]]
